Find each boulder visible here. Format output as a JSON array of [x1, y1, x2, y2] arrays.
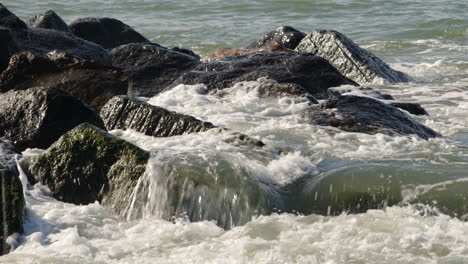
[[0, 86, 105, 150], [171, 51, 358, 100], [304, 95, 440, 139], [110, 43, 200, 97], [13, 28, 111, 65], [0, 27, 18, 73], [100, 95, 215, 136], [216, 78, 319, 103], [328, 85, 394, 100], [328, 85, 429, 115], [28, 123, 149, 216], [389, 102, 428, 116], [0, 139, 25, 255], [69, 17, 149, 49], [170, 47, 200, 60], [247, 26, 306, 50], [201, 44, 293, 62], [0, 52, 128, 111], [26, 10, 70, 32], [295, 30, 410, 84], [0, 3, 27, 31]]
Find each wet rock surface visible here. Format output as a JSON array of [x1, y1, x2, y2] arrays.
[[0, 52, 128, 111], [296, 30, 410, 84], [0, 3, 27, 31], [110, 43, 200, 97], [247, 26, 306, 50], [28, 123, 149, 216], [201, 44, 293, 62], [0, 139, 25, 256], [172, 51, 358, 100], [27, 10, 70, 32], [389, 102, 429, 116], [0, 87, 105, 150], [13, 28, 111, 65], [69, 17, 149, 49], [0, 27, 18, 73], [304, 95, 439, 139], [100, 95, 215, 137]]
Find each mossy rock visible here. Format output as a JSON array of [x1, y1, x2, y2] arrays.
[[29, 123, 149, 216]]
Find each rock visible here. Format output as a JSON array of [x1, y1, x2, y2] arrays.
[[304, 95, 440, 139], [216, 78, 319, 103], [27, 10, 70, 32], [201, 44, 293, 62], [0, 27, 18, 73], [0, 52, 128, 111], [69, 17, 149, 49], [28, 123, 149, 216], [247, 26, 306, 50], [170, 47, 200, 60], [13, 28, 111, 65], [100, 95, 215, 136], [389, 102, 428, 116], [295, 30, 410, 84], [171, 51, 358, 100], [328, 85, 394, 100], [0, 3, 27, 31], [110, 43, 200, 97], [0, 87, 105, 150], [0, 139, 25, 255]]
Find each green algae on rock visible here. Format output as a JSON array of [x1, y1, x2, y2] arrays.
[[28, 123, 149, 216]]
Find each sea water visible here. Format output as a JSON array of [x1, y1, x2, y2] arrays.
[[1, 0, 467, 263]]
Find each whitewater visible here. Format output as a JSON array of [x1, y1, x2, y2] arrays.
[[1, 0, 467, 263]]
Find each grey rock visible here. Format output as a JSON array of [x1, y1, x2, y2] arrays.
[[247, 26, 306, 49], [304, 95, 440, 139], [0, 86, 105, 150], [171, 51, 358, 100], [13, 28, 111, 65], [0, 27, 18, 73], [295, 30, 410, 84], [27, 10, 70, 32], [100, 95, 215, 136], [0, 3, 27, 31], [0, 139, 25, 255], [389, 102, 429, 116], [0, 52, 128, 111], [28, 123, 149, 216], [110, 43, 200, 97], [328, 85, 395, 100], [69, 17, 149, 49]]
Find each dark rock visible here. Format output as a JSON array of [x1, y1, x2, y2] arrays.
[[171, 51, 358, 100], [69, 17, 149, 49], [328, 85, 395, 100], [110, 43, 200, 97], [389, 102, 429, 116], [27, 10, 70, 32], [247, 26, 306, 50], [13, 28, 111, 64], [28, 123, 149, 216], [304, 95, 440, 139], [100, 95, 215, 136], [0, 52, 128, 111], [0, 139, 25, 255], [295, 30, 410, 84], [201, 43, 293, 62], [170, 47, 200, 60], [216, 78, 318, 103], [0, 3, 27, 31], [0, 86, 105, 150], [0, 27, 18, 73]]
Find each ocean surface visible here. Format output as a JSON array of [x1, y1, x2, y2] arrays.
[[1, 0, 468, 263]]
